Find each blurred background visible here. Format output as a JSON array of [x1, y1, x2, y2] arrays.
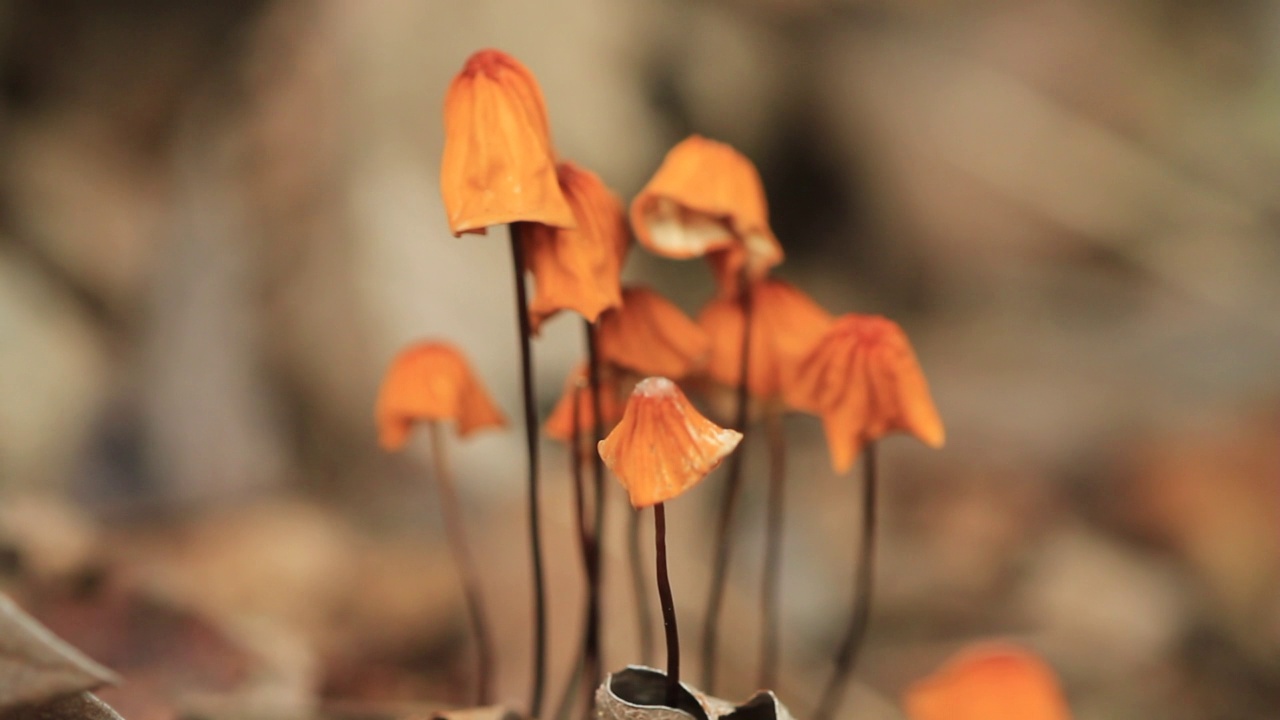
[[1, 0, 1278, 718]]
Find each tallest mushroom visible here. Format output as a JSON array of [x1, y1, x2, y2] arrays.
[[631, 135, 782, 692], [440, 48, 574, 718], [442, 50, 574, 235]]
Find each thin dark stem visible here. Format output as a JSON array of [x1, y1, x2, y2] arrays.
[[654, 503, 680, 708], [758, 409, 786, 690], [509, 225, 547, 718], [570, 386, 593, 568], [585, 322, 606, 698], [629, 508, 655, 666], [814, 442, 878, 720], [428, 422, 495, 706], [700, 272, 753, 693]]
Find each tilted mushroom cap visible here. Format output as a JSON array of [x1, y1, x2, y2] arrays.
[[630, 136, 782, 284], [596, 286, 711, 379], [523, 161, 629, 332]]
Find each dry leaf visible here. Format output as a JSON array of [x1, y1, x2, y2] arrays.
[[0, 594, 117, 710], [596, 667, 794, 720], [28, 577, 260, 720], [0, 693, 125, 720]]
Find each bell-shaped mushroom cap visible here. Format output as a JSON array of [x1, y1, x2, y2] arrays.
[[787, 314, 943, 473], [441, 49, 575, 235], [630, 136, 782, 282], [375, 341, 507, 450], [598, 377, 742, 508], [596, 286, 711, 379], [698, 278, 832, 400], [904, 644, 1072, 720], [523, 162, 629, 332]]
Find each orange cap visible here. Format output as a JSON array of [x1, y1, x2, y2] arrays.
[[788, 314, 944, 472], [904, 644, 1072, 720], [544, 363, 626, 443], [441, 50, 575, 235], [523, 162, 629, 332], [596, 286, 711, 379], [598, 377, 742, 508], [698, 278, 832, 399], [375, 341, 506, 450], [630, 135, 782, 283]]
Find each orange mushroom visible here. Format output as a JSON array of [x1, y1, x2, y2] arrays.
[[698, 278, 833, 400], [596, 286, 711, 379], [373, 340, 505, 704], [544, 363, 626, 443], [904, 644, 1073, 720], [441, 49, 575, 236], [522, 162, 629, 332], [375, 341, 506, 450], [599, 376, 742, 705], [788, 314, 944, 473], [439, 48, 571, 716], [807, 315, 945, 720], [599, 376, 743, 509], [630, 135, 782, 288]]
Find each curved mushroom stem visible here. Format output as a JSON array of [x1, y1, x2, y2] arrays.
[[701, 270, 753, 693], [758, 407, 786, 690], [509, 224, 547, 717], [629, 507, 655, 666], [654, 502, 681, 707], [428, 422, 495, 706], [585, 322, 606, 696], [814, 442, 879, 720]]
